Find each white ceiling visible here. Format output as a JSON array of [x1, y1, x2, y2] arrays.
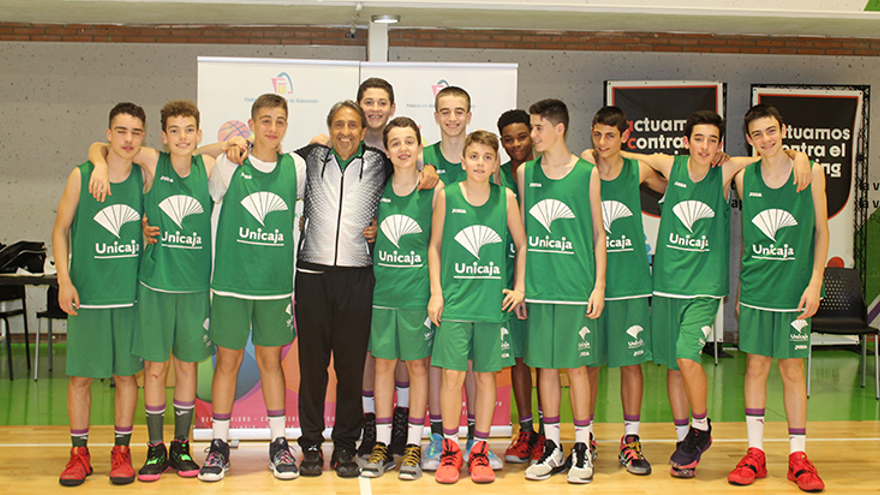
[[2, 0, 880, 39]]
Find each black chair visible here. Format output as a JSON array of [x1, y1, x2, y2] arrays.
[[807, 267, 879, 399], [34, 284, 65, 381], [0, 284, 32, 380]]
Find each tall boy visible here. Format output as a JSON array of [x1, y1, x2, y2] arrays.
[[519, 99, 606, 484], [728, 104, 827, 492], [428, 130, 527, 484], [495, 109, 545, 464], [198, 94, 305, 482], [624, 110, 810, 478], [54, 102, 147, 486], [87, 100, 217, 482], [580, 106, 667, 475]]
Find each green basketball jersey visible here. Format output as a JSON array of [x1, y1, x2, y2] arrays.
[[523, 157, 596, 304], [499, 161, 518, 288], [139, 153, 212, 292], [740, 161, 816, 311], [601, 157, 652, 300], [423, 142, 466, 186], [69, 161, 143, 308], [372, 181, 433, 309], [440, 182, 508, 323], [212, 153, 298, 299], [653, 155, 730, 298]]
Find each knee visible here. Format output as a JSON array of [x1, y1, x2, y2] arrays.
[[374, 358, 397, 375], [406, 359, 428, 379], [778, 359, 805, 382], [256, 355, 282, 374], [145, 360, 168, 378], [174, 360, 198, 379], [113, 375, 137, 389], [69, 376, 92, 390], [566, 366, 587, 378], [441, 369, 465, 389], [216, 350, 244, 373]]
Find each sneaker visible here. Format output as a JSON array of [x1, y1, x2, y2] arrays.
[[398, 444, 423, 481], [137, 442, 168, 482], [422, 433, 444, 471], [358, 413, 377, 460], [566, 442, 593, 484], [525, 439, 566, 480], [467, 440, 495, 483], [168, 438, 200, 478], [728, 448, 767, 485], [360, 442, 395, 478], [460, 438, 502, 470], [198, 439, 230, 482], [59, 446, 92, 486], [619, 435, 652, 475], [299, 444, 324, 477], [669, 421, 712, 478], [788, 452, 825, 492], [109, 445, 135, 485], [269, 437, 299, 480], [590, 432, 598, 461], [434, 439, 463, 484], [529, 434, 546, 465], [330, 447, 359, 478], [505, 430, 538, 463], [390, 406, 409, 456]]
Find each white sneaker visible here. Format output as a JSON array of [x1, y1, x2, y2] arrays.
[[525, 439, 566, 480], [567, 442, 593, 484], [420, 433, 443, 471]]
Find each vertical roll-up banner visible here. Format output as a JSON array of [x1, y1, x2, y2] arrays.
[[750, 88, 862, 269]]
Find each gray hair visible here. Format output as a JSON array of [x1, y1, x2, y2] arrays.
[[326, 100, 366, 128]]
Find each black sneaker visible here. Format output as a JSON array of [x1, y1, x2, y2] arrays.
[[198, 439, 230, 482], [669, 420, 712, 478], [137, 442, 168, 482], [619, 434, 652, 475], [168, 438, 200, 478], [358, 413, 377, 460], [360, 442, 395, 478], [390, 406, 409, 456], [269, 437, 299, 480], [331, 447, 360, 478], [300, 444, 324, 477]]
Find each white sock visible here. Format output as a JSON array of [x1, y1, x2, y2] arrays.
[[544, 421, 561, 447], [624, 420, 640, 437], [377, 421, 392, 446], [363, 394, 375, 415], [675, 422, 689, 442], [213, 418, 230, 442], [789, 430, 806, 454], [746, 409, 765, 450], [574, 421, 590, 445], [268, 415, 286, 441], [407, 420, 424, 446], [692, 414, 709, 432], [396, 384, 410, 409]]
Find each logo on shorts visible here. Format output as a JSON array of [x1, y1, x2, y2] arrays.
[[424, 318, 435, 342], [500, 327, 510, 351], [578, 326, 591, 356], [285, 303, 294, 330], [626, 325, 645, 349], [698, 325, 713, 347], [790, 319, 809, 342]]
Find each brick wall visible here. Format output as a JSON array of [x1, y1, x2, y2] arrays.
[[1, 22, 879, 56]]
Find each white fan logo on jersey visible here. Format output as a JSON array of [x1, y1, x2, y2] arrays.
[[752, 209, 798, 242], [791, 319, 808, 333], [626, 325, 644, 340], [673, 200, 715, 233], [579, 326, 591, 341], [159, 195, 204, 229], [529, 199, 575, 233], [602, 200, 633, 234], [94, 204, 141, 238], [241, 192, 288, 226], [380, 214, 422, 248], [454, 225, 502, 260]]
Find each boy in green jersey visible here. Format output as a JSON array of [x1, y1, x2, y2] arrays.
[[88, 100, 218, 482], [727, 104, 827, 492], [495, 109, 546, 464], [518, 99, 606, 485], [359, 117, 444, 480], [428, 130, 527, 484], [53, 102, 147, 487], [580, 106, 667, 475], [622, 110, 811, 478]]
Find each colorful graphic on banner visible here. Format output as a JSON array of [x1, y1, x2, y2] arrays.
[[606, 81, 725, 259], [751, 87, 863, 270]]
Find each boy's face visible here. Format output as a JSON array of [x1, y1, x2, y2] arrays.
[[161, 115, 201, 157], [591, 123, 629, 160], [746, 116, 785, 159], [385, 126, 422, 170], [530, 114, 561, 153], [434, 95, 471, 139], [684, 124, 722, 167], [105, 113, 145, 161], [329, 106, 367, 161], [360, 88, 395, 132], [500, 122, 532, 164], [462, 142, 497, 182], [249, 106, 288, 152]]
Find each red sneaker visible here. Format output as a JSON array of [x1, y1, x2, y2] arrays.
[[788, 452, 824, 492], [110, 445, 135, 485], [467, 441, 495, 483], [504, 430, 537, 463], [530, 435, 546, 464], [728, 447, 767, 485], [434, 439, 463, 484], [59, 447, 93, 486]]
